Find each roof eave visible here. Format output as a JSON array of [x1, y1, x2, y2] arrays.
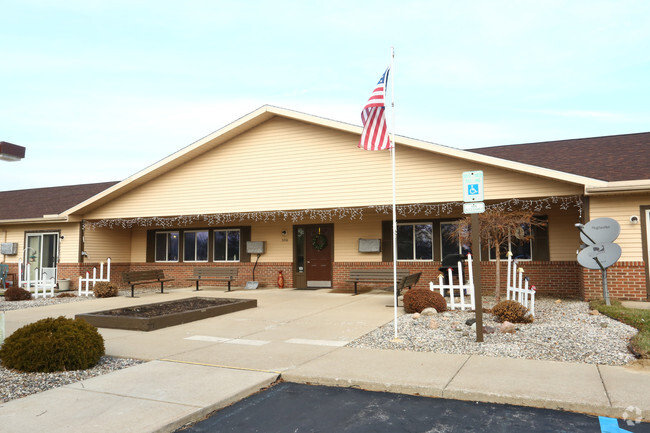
[[586, 180, 650, 195]]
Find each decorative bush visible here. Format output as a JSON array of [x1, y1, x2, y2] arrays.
[[0, 316, 105, 373], [403, 289, 447, 314], [56, 292, 77, 298], [492, 300, 533, 323], [3, 286, 32, 301], [93, 281, 119, 298]]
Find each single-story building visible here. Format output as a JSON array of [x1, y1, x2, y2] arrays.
[[1, 106, 649, 300]]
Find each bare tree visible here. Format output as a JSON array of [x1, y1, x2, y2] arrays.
[[446, 209, 546, 301]]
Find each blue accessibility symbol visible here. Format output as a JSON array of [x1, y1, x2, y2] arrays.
[[468, 184, 479, 195]]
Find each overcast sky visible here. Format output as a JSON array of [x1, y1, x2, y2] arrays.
[[1, 0, 649, 191]]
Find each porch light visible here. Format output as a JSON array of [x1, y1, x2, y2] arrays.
[[0, 141, 26, 162]]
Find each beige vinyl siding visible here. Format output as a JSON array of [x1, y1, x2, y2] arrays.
[[548, 211, 581, 261], [84, 227, 132, 262], [1, 223, 80, 264], [334, 217, 383, 262], [251, 223, 293, 262], [588, 193, 650, 261], [84, 117, 583, 220], [131, 228, 147, 262]]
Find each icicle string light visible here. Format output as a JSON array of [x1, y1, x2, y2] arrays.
[[83, 195, 583, 230]]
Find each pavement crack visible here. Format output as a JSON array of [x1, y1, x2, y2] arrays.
[[596, 365, 613, 407], [441, 354, 471, 397]]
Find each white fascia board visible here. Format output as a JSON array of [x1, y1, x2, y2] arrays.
[[586, 180, 650, 195]]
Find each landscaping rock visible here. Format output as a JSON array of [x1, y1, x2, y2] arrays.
[[589, 309, 600, 316], [412, 313, 421, 319], [466, 318, 476, 326], [428, 319, 439, 330], [462, 330, 470, 337], [484, 325, 496, 334], [421, 307, 438, 316], [499, 321, 516, 334]]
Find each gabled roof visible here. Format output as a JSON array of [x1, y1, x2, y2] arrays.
[[469, 132, 650, 182], [62, 105, 606, 217], [0, 182, 118, 221]]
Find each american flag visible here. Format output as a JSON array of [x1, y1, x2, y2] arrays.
[[359, 68, 391, 151]]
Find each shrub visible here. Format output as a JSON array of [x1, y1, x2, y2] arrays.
[[492, 300, 533, 323], [403, 289, 447, 314], [3, 286, 32, 301], [56, 292, 77, 298], [93, 281, 119, 298], [0, 316, 105, 373]]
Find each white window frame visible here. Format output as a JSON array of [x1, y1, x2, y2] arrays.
[[213, 229, 240, 262], [155, 231, 179, 262], [183, 230, 209, 262], [396, 222, 433, 261]]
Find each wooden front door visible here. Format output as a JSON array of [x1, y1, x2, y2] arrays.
[[294, 224, 333, 288]]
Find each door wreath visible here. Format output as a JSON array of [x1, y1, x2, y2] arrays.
[[311, 234, 328, 251]]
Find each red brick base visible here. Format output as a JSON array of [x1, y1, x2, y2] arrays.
[[12, 260, 648, 301], [580, 261, 648, 301]]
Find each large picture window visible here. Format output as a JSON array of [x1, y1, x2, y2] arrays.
[[489, 224, 532, 261], [214, 229, 240, 262], [440, 221, 472, 258], [397, 223, 433, 260], [184, 230, 209, 262], [155, 231, 179, 262]]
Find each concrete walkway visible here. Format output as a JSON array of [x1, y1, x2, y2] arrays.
[[1, 288, 649, 432]]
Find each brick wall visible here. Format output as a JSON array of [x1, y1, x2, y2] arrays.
[[579, 261, 648, 301], [334, 261, 583, 299], [31, 259, 650, 301]]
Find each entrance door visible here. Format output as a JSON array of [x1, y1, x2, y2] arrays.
[[294, 224, 333, 288], [646, 209, 650, 300], [25, 233, 59, 281]]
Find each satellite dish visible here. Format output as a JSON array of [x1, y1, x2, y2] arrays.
[[579, 217, 620, 245], [577, 242, 622, 270]]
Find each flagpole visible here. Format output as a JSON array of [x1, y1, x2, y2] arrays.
[[390, 47, 399, 340]]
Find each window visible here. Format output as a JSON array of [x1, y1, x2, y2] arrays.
[[214, 229, 240, 262], [440, 221, 472, 258], [489, 224, 532, 261], [155, 231, 179, 262], [397, 223, 433, 260], [184, 230, 209, 262]]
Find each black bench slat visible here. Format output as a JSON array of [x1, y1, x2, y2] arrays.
[[187, 267, 238, 292], [122, 269, 174, 297]]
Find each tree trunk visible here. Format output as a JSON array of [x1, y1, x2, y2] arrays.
[[495, 254, 502, 302]]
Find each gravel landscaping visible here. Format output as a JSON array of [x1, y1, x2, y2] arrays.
[[349, 297, 639, 366]]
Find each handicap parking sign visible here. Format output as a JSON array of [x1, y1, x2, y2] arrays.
[[462, 171, 484, 202]]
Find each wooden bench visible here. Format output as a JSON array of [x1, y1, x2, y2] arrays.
[[395, 272, 422, 306], [122, 269, 174, 298], [187, 267, 238, 292], [345, 269, 410, 295]]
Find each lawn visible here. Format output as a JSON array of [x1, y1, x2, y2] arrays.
[[590, 299, 650, 359]]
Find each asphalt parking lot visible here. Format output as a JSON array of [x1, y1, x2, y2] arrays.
[[176, 382, 650, 433]]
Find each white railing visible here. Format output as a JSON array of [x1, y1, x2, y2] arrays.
[[78, 258, 112, 296], [429, 253, 476, 311], [17, 261, 55, 298], [506, 252, 536, 316]]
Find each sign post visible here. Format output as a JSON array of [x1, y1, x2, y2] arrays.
[[463, 171, 484, 343]]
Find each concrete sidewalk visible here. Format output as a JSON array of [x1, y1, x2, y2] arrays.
[[1, 288, 649, 432]]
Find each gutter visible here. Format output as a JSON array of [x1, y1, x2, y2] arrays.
[[0, 215, 70, 225], [585, 180, 650, 195]]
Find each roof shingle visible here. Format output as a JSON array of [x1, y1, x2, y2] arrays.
[[0, 182, 118, 220], [469, 132, 650, 182]]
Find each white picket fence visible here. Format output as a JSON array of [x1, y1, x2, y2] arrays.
[[506, 252, 536, 316], [17, 261, 56, 298], [78, 258, 112, 296], [429, 253, 476, 311]]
